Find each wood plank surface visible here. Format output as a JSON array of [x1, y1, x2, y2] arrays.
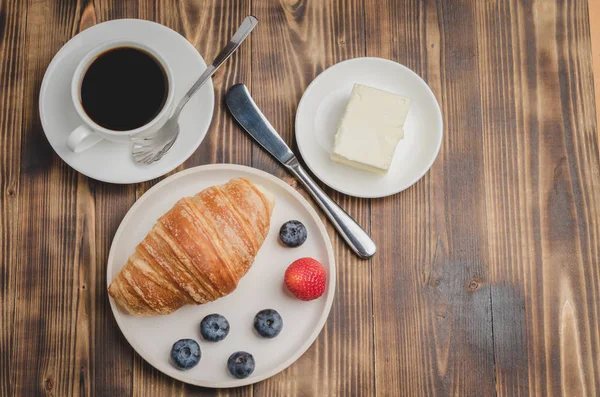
[[15, 2, 102, 396], [367, 0, 497, 395], [479, 1, 600, 396], [0, 0, 26, 395], [250, 1, 373, 396], [366, 1, 494, 396], [590, 0, 600, 152], [1, 0, 599, 396]]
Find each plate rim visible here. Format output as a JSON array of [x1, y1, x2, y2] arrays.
[[295, 56, 443, 198], [39, 19, 215, 184], [106, 164, 336, 388]]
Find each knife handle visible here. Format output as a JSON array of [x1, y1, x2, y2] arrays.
[[284, 157, 376, 259]]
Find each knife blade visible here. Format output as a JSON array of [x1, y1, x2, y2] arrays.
[[225, 85, 294, 165]]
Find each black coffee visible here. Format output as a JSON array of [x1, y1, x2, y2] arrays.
[[80, 47, 168, 131]]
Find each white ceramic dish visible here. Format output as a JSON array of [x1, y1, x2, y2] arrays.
[[39, 19, 215, 184], [295, 57, 443, 198], [107, 164, 336, 388]]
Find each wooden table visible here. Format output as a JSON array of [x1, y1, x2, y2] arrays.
[[2, 1, 599, 396]]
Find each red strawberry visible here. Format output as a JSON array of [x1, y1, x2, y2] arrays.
[[284, 258, 327, 301]]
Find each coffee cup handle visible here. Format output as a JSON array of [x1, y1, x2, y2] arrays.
[[66, 125, 103, 153]]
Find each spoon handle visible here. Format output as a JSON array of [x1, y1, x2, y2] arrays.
[[175, 15, 259, 115]]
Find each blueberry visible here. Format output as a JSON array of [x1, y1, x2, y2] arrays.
[[279, 220, 307, 247], [200, 314, 230, 342], [254, 309, 283, 338], [227, 351, 255, 379], [170, 339, 201, 370]]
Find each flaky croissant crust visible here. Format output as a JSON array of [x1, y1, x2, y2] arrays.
[[108, 178, 274, 316]]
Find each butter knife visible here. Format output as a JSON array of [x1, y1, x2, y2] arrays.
[[226, 83, 376, 259]]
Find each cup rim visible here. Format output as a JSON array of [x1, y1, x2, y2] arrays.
[[70, 39, 175, 136]]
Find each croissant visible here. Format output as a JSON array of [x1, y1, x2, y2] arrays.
[[108, 177, 275, 316]]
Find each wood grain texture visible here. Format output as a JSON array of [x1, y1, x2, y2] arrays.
[[12, 1, 98, 395], [251, 0, 373, 396], [0, 0, 26, 395], [1, 0, 599, 396], [591, 0, 600, 153], [367, 1, 497, 395], [479, 1, 600, 396]]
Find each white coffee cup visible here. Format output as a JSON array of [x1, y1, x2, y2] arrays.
[[67, 40, 175, 153]]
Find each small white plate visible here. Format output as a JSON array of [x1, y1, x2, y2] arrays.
[[39, 19, 214, 184], [295, 57, 443, 198], [107, 164, 335, 388]]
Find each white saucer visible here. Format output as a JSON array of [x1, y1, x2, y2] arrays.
[[295, 57, 443, 198], [107, 164, 335, 388], [39, 19, 215, 184]]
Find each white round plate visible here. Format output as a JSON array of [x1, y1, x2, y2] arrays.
[[39, 19, 215, 184], [295, 57, 443, 198], [107, 164, 335, 388]]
